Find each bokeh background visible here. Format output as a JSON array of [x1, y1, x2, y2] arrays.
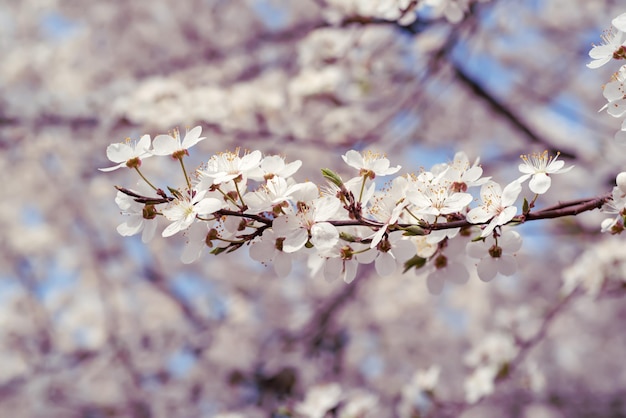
[[1, 0, 626, 417]]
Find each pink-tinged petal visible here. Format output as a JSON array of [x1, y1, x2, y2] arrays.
[[98, 163, 125, 172], [607, 98, 626, 117], [617, 172, 626, 192], [467, 206, 493, 224], [369, 225, 388, 248], [342, 150, 364, 170], [518, 164, 535, 175], [310, 222, 339, 251], [603, 81, 624, 102], [497, 255, 517, 276], [494, 206, 517, 227], [181, 225, 208, 264], [272, 215, 298, 236], [162, 220, 183, 237], [516, 173, 532, 184], [612, 12, 626, 31], [427, 271, 445, 295], [240, 150, 263, 171], [375, 252, 396, 277], [249, 239, 274, 263], [323, 258, 342, 282], [499, 231, 522, 252], [441, 193, 472, 214], [343, 261, 358, 283], [589, 45, 613, 59], [393, 238, 418, 261], [313, 197, 341, 222], [480, 218, 499, 237], [356, 248, 377, 264], [528, 173, 551, 194], [466, 241, 487, 259], [481, 181, 501, 201], [141, 219, 157, 243], [152, 135, 178, 156], [117, 216, 143, 236], [136, 135, 152, 155], [501, 181, 521, 206], [274, 252, 292, 278], [260, 155, 285, 173], [106, 142, 133, 164], [587, 57, 611, 69], [195, 198, 223, 215], [477, 258, 498, 282], [180, 126, 205, 149], [283, 229, 308, 253], [546, 159, 565, 172], [280, 160, 302, 177]]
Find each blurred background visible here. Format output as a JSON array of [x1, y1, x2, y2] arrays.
[[1, 0, 626, 417]]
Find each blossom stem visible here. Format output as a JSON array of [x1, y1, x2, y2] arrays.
[[358, 175, 367, 202], [178, 157, 192, 191], [234, 180, 246, 209], [134, 167, 158, 191]]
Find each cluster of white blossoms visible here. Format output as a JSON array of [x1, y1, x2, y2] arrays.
[[588, 12, 626, 143], [322, 0, 492, 25], [100, 125, 600, 293]]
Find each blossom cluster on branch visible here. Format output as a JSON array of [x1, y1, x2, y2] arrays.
[[101, 123, 623, 294]]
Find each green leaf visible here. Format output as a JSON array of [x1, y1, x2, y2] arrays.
[[402, 225, 426, 236], [321, 168, 344, 188], [210, 247, 228, 255], [403, 255, 427, 273], [167, 187, 183, 200], [522, 197, 529, 214]]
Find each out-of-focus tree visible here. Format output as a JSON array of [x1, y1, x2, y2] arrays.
[[1, 1, 626, 417]]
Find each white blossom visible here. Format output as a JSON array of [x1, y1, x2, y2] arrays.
[[161, 190, 223, 237], [151, 126, 206, 156], [517, 151, 573, 195], [467, 181, 521, 237], [466, 229, 522, 282], [99, 134, 152, 171], [342, 149, 401, 178]]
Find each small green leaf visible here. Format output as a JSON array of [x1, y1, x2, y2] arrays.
[[401, 225, 426, 236], [321, 168, 344, 188], [167, 187, 183, 200], [403, 255, 427, 273], [210, 247, 228, 255], [522, 197, 529, 214]]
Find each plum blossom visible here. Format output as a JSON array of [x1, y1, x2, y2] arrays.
[[272, 196, 341, 253], [244, 177, 304, 213], [342, 149, 401, 178], [406, 170, 473, 218], [114, 189, 157, 243], [248, 155, 302, 181], [367, 177, 410, 248], [249, 229, 293, 277], [432, 151, 490, 191], [587, 29, 626, 69], [151, 126, 206, 156], [99, 134, 152, 171], [466, 229, 522, 282], [466, 180, 521, 237], [198, 148, 263, 185], [357, 232, 415, 277], [464, 366, 497, 404], [517, 151, 573, 194], [295, 383, 343, 418], [423, 241, 469, 295], [600, 171, 626, 233], [161, 190, 223, 237]]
